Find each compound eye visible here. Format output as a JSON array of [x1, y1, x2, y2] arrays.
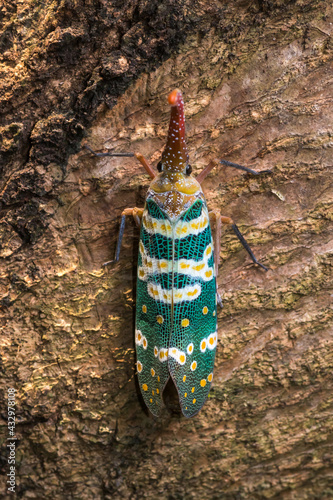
[[185, 164, 192, 175], [157, 161, 163, 172]]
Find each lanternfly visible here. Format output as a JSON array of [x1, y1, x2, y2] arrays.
[[85, 89, 270, 418]]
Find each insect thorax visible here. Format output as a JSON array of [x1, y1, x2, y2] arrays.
[[146, 189, 205, 221]]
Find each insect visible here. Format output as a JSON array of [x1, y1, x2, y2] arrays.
[[85, 89, 269, 417]]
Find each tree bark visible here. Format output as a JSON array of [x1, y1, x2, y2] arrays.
[[1, 0, 332, 498]]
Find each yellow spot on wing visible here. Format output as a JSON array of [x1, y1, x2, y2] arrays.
[[187, 344, 194, 354], [142, 384, 148, 391], [193, 263, 205, 271], [181, 318, 190, 327], [156, 315, 164, 324]]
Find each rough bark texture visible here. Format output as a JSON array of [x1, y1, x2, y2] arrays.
[[1, 0, 332, 498]]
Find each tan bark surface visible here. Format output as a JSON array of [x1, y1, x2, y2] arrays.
[[1, 0, 332, 498]]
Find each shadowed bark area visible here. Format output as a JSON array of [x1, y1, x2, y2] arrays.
[[0, 0, 332, 498]]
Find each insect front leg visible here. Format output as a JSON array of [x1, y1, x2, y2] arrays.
[[197, 158, 271, 184], [103, 207, 143, 267], [84, 145, 156, 179]]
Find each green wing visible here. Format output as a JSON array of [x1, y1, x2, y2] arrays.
[[135, 198, 173, 416], [136, 197, 217, 417], [169, 199, 217, 417]]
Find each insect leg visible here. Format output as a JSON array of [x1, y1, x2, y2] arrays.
[[134, 153, 156, 179], [84, 145, 156, 179], [103, 207, 143, 267], [220, 216, 269, 271], [197, 159, 271, 184], [209, 209, 223, 308]]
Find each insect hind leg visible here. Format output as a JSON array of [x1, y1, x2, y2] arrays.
[[220, 216, 269, 271], [208, 210, 268, 304], [103, 207, 143, 267], [230, 222, 269, 271]]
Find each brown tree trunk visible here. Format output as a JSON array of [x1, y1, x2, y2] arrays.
[[1, 0, 332, 498]]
